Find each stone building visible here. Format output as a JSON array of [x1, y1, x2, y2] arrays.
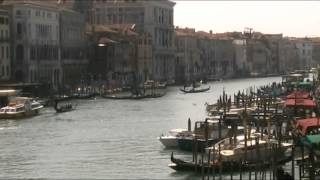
[[174, 27, 200, 83], [86, 24, 146, 87], [174, 28, 237, 83], [84, 0, 176, 84], [1, 2, 61, 90], [262, 34, 284, 75], [0, 10, 10, 81], [232, 39, 248, 76], [59, 8, 87, 87], [294, 38, 313, 70], [310, 38, 320, 68], [282, 38, 299, 73]]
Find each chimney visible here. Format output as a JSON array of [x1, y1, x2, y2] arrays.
[[209, 30, 212, 34]]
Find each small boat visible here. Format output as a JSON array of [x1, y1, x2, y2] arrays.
[[177, 119, 230, 151], [158, 129, 193, 148], [54, 100, 75, 113], [180, 86, 210, 93], [0, 97, 43, 119]]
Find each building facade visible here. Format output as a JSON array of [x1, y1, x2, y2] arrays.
[[175, 28, 200, 83], [295, 38, 313, 70], [85, 0, 176, 84], [60, 8, 87, 87], [2, 2, 61, 90], [0, 10, 10, 81]]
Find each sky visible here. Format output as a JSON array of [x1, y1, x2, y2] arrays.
[[173, 1, 320, 37]]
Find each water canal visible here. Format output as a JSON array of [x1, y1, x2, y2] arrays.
[[0, 77, 282, 179]]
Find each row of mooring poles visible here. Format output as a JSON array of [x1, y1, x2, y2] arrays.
[[201, 142, 290, 180], [201, 84, 293, 180]]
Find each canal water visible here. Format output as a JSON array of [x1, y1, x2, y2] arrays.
[[0, 77, 282, 179]]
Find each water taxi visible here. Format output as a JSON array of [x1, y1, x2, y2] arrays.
[[0, 97, 43, 119]]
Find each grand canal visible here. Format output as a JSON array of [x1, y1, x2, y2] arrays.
[[0, 77, 281, 179]]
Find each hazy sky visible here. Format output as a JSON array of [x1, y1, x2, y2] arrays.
[[173, 1, 320, 37]]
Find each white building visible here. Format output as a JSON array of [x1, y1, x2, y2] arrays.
[[295, 39, 313, 70], [2, 2, 61, 90]]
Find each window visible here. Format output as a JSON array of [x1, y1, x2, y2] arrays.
[[0, 17, 4, 24], [17, 23, 22, 35], [35, 10, 40, 17], [2, 46, 4, 59], [16, 10, 22, 17], [16, 45, 24, 63], [6, 46, 8, 59], [6, 65, 9, 76]]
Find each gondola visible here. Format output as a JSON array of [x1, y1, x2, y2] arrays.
[[54, 100, 75, 113], [169, 152, 292, 173], [180, 86, 210, 93], [72, 93, 96, 99], [102, 92, 166, 100]]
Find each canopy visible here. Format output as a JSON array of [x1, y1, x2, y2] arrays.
[[286, 91, 310, 99], [296, 118, 320, 135], [285, 99, 316, 108], [301, 134, 320, 152]]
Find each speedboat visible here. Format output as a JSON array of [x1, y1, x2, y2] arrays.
[[158, 129, 193, 148], [0, 97, 43, 119]]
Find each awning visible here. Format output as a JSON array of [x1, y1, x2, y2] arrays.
[[285, 99, 316, 108], [296, 118, 320, 135], [286, 91, 310, 99]]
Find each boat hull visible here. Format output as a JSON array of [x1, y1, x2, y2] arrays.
[[169, 152, 292, 173], [0, 108, 41, 119], [158, 136, 178, 148], [178, 138, 218, 152]]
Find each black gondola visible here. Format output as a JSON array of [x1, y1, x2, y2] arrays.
[[54, 100, 75, 113], [102, 92, 166, 100], [169, 152, 292, 173]]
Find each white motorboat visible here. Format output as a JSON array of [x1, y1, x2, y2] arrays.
[[158, 129, 193, 148], [0, 97, 43, 119]]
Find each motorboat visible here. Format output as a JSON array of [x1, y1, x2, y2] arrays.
[[177, 119, 230, 151], [0, 97, 43, 119], [209, 132, 292, 162], [158, 129, 193, 148]]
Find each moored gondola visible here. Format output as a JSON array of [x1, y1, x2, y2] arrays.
[[169, 152, 292, 173]]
